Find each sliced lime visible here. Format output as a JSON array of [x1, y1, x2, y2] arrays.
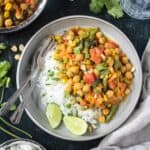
[[63, 116, 88, 135], [46, 103, 62, 129]]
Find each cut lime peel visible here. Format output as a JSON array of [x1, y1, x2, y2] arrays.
[[63, 116, 88, 135], [46, 103, 62, 129]]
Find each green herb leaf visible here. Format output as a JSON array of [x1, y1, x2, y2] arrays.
[[0, 61, 11, 79], [0, 43, 7, 50], [48, 70, 55, 77], [96, 63, 109, 75], [64, 91, 71, 98], [105, 0, 124, 18], [0, 77, 11, 88], [89, 0, 105, 14], [92, 79, 100, 88], [88, 28, 99, 40], [52, 77, 60, 81], [73, 41, 83, 55], [89, 0, 124, 19]]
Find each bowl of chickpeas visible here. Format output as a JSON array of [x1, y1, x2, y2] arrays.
[[16, 16, 142, 141], [0, 0, 47, 33]]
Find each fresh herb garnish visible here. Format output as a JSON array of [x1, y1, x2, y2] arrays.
[[0, 43, 7, 51], [73, 41, 83, 54], [89, 0, 124, 19], [64, 91, 71, 98], [48, 70, 55, 77], [96, 63, 109, 75], [52, 77, 60, 81], [92, 79, 100, 88]]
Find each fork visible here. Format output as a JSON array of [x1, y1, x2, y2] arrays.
[[0, 37, 55, 117]]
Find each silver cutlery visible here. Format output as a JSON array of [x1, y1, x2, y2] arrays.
[[0, 37, 55, 118]]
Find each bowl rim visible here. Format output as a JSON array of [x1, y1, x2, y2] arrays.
[[16, 15, 142, 141], [0, 0, 47, 34], [0, 139, 46, 150]]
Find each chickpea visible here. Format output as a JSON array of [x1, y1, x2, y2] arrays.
[[5, 2, 13, 11], [70, 66, 80, 74], [125, 72, 133, 80], [98, 115, 105, 123], [73, 75, 80, 83], [68, 79, 73, 85], [66, 70, 73, 77], [76, 90, 83, 97], [122, 56, 128, 64], [83, 84, 90, 93], [121, 66, 126, 73], [102, 108, 110, 115], [4, 18, 13, 27], [99, 37, 106, 44], [74, 83, 82, 90], [20, 3, 28, 10], [125, 88, 130, 95], [75, 54, 84, 61], [14, 54, 20, 61], [126, 63, 132, 71], [4, 11, 10, 18], [66, 46, 73, 53], [104, 48, 111, 56], [114, 48, 120, 54], [106, 90, 114, 98], [65, 85, 72, 92], [15, 12, 23, 20], [94, 69, 99, 77], [96, 32, 103, 38], [107, 57, 114, 66]]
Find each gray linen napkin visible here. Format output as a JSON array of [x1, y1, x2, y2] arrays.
[[92, 39, 150, 150]]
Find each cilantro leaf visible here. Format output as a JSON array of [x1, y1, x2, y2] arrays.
[[105, 0, 124, 18], [0, 61, 11, 79], [0, 43, 7, 50], [89, 0, 124, 19], [89, 0, 105, 14]]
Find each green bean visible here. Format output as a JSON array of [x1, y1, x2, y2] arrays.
[[103, 77, 108, 92], [114, 55, 121, 71], [106, 104, 119, 122]]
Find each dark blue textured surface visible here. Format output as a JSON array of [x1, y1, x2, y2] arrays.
[[0, 0, 150, 149]]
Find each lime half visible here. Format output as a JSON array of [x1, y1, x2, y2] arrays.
[[63, 116, 88, 135], [46, 103, 62, 129]]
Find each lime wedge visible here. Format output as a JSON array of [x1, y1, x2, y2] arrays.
[[46, 103, 62, 129], [63, 116, 88, 135]]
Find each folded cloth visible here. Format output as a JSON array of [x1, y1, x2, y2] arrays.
[[92, 39, 150, 150]]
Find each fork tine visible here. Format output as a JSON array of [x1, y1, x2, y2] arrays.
[[40, 38, 55, 57], [38, 37, 53, 57]]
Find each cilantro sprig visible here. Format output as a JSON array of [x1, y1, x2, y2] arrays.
[[89, 0, 124, 19]]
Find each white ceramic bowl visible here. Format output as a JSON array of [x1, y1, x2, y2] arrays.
[[17, 15, 142, 141]]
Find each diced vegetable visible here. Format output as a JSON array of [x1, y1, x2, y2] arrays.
[[90, 47, 102, 64], [83, 73, 96, 84], [106, 104, 119, 122]]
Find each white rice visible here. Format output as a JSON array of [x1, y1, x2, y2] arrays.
[[38, 51, 99, 125]]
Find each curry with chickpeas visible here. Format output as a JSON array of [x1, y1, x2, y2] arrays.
[[0, 0, 38, 28], [53, 27, 134, 123]]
